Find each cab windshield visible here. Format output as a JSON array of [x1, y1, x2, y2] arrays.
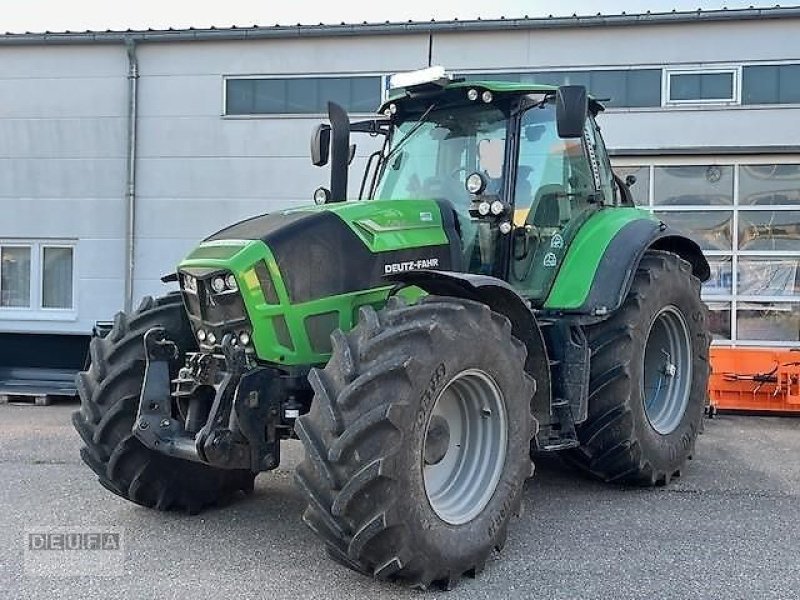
[[373, 104, 509, 212], [372, 104, 508, 275]]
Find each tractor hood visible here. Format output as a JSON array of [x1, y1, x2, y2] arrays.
[[176, 198, 461, 366], [203, 199, 461, 304]]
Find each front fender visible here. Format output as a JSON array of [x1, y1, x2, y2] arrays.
[[386, 270, 552, 427]]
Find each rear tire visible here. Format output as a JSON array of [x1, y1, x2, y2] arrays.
[[72, 293, 255, 513], [294, 295, 537, 589], [567, 251, 711, 485]]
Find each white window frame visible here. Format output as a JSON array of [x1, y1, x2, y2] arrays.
[[0, 240, 77, 321], [664, 67, 740, 106], [221, 73, 387, 119], [611, 156, 800, 347]]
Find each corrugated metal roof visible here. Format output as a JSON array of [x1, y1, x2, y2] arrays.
[[0, 5, 799, 45]]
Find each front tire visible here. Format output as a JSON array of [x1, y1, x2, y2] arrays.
[[294, 296, 536, 589], [72, 293, 255, 513], [567, 251, 711, 485]]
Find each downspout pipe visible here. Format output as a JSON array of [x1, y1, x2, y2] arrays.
[[124, 39, 138, 313]]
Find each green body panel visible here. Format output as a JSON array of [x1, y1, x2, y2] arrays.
[[543, 207, 657, 310], [293, 199, 449, 251], [178, 200, 438, 367]]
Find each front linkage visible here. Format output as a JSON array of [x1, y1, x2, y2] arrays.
[[134, 327, 307, 472]]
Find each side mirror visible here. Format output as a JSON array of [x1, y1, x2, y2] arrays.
[[625, 174, 637, 187], [310, 124, 330, 167], [556, 85, 588, 138]]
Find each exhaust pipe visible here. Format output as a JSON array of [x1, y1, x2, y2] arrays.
[[327, 102, 350, 202]]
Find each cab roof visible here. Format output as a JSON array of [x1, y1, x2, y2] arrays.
[[379, 79, 602, 114]]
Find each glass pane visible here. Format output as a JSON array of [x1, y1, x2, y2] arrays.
[[613, 166, 649, 205], [670, 73, 701, 101], [738, 257, 800, 297], [653, 165, 733, 206], [42, 247, 73, 309], [350, 77, 381, 112], [225, 77, 379, 115], [626, 69, 662, 107], [253, 79, 286, 114], [703, 257, 733, 296], [739, 210, 800, 251], [322, 78, 351, 111], [671, 72, 733, 101], [225, 79, 255, 115], [285, 78, 319, 113], [706, 301, 732, 341], [654, 210, 733, 251], [469, 72, 522, 83], [742, 65, 779, 105], [527, 72, 562, 86], [740, 164, 800, 205], [737, 302, 800, 342], [588, 70, 626, 107], [702, 72, 733, 100], [510, 104, 596, 301], [780, 65, 800, 103], [1, 246, 31, 307], [372, 103, 510, 279]]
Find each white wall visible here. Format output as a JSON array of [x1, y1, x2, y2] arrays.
[[0, 45, 127, 334]]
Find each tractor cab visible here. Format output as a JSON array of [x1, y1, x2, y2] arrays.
[[313, 66, 627, 306]]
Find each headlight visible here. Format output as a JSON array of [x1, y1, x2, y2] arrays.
[[490, 200, 505, 216], [481, 90, 493, 103], [467, 88, 479, 101], [313, 187, 330, 205], [211, 276, 226, 293], [239, 331, 251, 346], [466, 172, 487, 195], [183, 274, 197, 292], [196, 329, 206, 342], [207, 331, 217, 345], [477, 201, 491, 216], [225, 274, 238, 291]]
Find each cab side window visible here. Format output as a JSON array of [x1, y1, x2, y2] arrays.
[[513, 104, 594, 229]]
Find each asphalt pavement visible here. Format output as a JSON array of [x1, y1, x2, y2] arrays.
[[2, 401, 799, 599]]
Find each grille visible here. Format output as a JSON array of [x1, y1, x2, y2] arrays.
[[180, 270, 250, 344]]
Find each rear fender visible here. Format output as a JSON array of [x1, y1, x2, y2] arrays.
[[545, 217, 710, 316]]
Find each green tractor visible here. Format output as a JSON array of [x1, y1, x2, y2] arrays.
[[74, 67, 711, 589]]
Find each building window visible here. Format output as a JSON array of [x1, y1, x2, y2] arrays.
[[42, 247, 74, 309], [666, 70, 736, 103], [611, 161, 800, 346], [742, 64, 800, 105], [0, 242, 75, 314], [461, 69, 661, 107], [224, 76, 383, 116], [0, 246, 31, 308]]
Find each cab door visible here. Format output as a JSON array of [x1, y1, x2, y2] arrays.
[[508, 104, 606, 304]]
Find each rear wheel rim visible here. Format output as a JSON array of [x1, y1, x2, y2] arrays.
[[422, 368, 508, 525], [642, 305, 693, 435]]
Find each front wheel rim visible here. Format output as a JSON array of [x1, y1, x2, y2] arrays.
[[422, 368, 508, 525], [642, 305, 693, 435]]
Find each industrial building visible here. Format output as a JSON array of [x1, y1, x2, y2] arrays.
[[1, 6, 800, 388]]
